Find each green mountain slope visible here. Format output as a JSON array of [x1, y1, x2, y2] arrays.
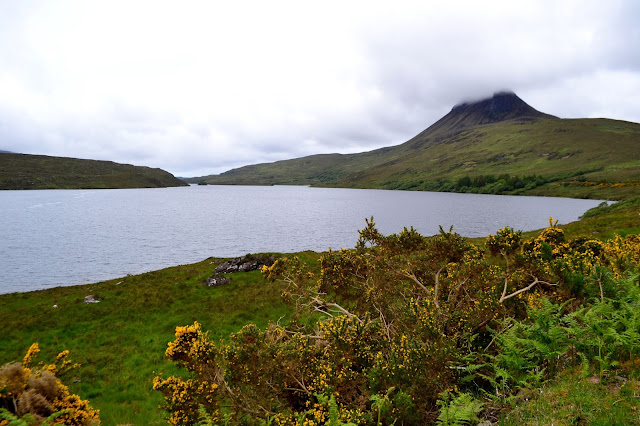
[[0, 153, 188, 189], [193, 92, 640, 199]]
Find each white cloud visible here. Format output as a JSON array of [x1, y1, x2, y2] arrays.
[[0, 0, 638, 176]]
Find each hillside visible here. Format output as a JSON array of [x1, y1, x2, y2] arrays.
[[0, 153, 188, 189], [192, 92, 640, 200]]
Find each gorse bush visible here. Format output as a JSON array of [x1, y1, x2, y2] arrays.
[[0, 344, 100, 425], [156, 219, 640, 425]]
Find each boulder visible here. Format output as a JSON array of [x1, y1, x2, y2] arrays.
[[204, 275, 232, 287], [215, 254, 275, 274], [84, 295, 100, 304]]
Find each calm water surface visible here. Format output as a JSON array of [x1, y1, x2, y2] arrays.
[[0, 185, 603, 294]]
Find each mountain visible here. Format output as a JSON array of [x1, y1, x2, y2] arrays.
[[191, 92, 640, 200], [414, 91, 557, 138], [0, 153, 188, 190]]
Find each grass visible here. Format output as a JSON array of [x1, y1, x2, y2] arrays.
[[0, 153, 187, 189], [0, 252, 319, 425], [499, 366, 640, 425]]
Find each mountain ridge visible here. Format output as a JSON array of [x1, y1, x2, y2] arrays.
[[191, 92, 640, 199]]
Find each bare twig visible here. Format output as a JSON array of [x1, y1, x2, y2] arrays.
[[434, 266, 444, 308], [404, 271, 429, 292], [403, 266, 444, 308], [484, 321, 514, 352], [499, 250, 510, 302], [499, 277, 557, 303], [373, 301, 392, 340], [448, 277, 469, 304], [314, 305, 335, 318], [311, 296, 363, 324], [288, 373, 310, 395], [215, 371, 262, 415], [597, 272, 604, 302]]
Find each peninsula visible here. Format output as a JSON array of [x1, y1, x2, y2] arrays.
[[0, 153, 187, 189]]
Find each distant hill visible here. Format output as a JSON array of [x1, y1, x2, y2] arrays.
[[191, 92, 640, 200], [0, 149, 13, 154], [0, 153, 188, 190]]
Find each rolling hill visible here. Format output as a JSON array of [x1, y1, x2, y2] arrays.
[[0, 153, 188, 189], [192, 92, 640, 199]]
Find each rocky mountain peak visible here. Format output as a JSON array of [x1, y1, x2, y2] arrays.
[[417, 91, 557, 139], [450, 91, 553, 121]]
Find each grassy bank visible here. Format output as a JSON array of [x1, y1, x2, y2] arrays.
[[500, 366, 640, 425], [0, 200, 638, 424]]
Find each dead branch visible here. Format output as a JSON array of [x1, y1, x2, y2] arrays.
[[403, 266, 444, 308], [215, 370, 262, 415], [596, 272, 604, 302], [373, 301, 392, 340], [314, 305, 335, 318], [499, 277, 557, 303], [484, 321, 515, 352], [499, 250, 510, 302], [282, 329, 325, 341], [447, 277, 469, 305], [434, 266, 444, 308], [404, 271, 429, 292], [310, 296, 363, 324], [288, 373, 310, 395]]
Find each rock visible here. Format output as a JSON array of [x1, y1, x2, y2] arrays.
[[84, 295, 100, 304], [587, 375, 601, 384], [215, 254, 275, 274], [204, 275, 231, 287], [513, 388, 533, 403], [205, 254, 275, 287], [52, 304, 58, 308]]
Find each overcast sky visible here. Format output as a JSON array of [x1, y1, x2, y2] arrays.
[[1, 0, 638, 176]]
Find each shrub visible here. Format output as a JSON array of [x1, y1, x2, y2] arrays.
[[156, 219, 640, 424], [0, 344, 100, 425]]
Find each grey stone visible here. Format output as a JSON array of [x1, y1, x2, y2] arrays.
[[204, 275, 232, 287], [215, 254, 274, 274]]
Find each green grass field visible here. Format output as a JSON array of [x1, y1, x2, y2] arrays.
[[499, 366, 640, 425]]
